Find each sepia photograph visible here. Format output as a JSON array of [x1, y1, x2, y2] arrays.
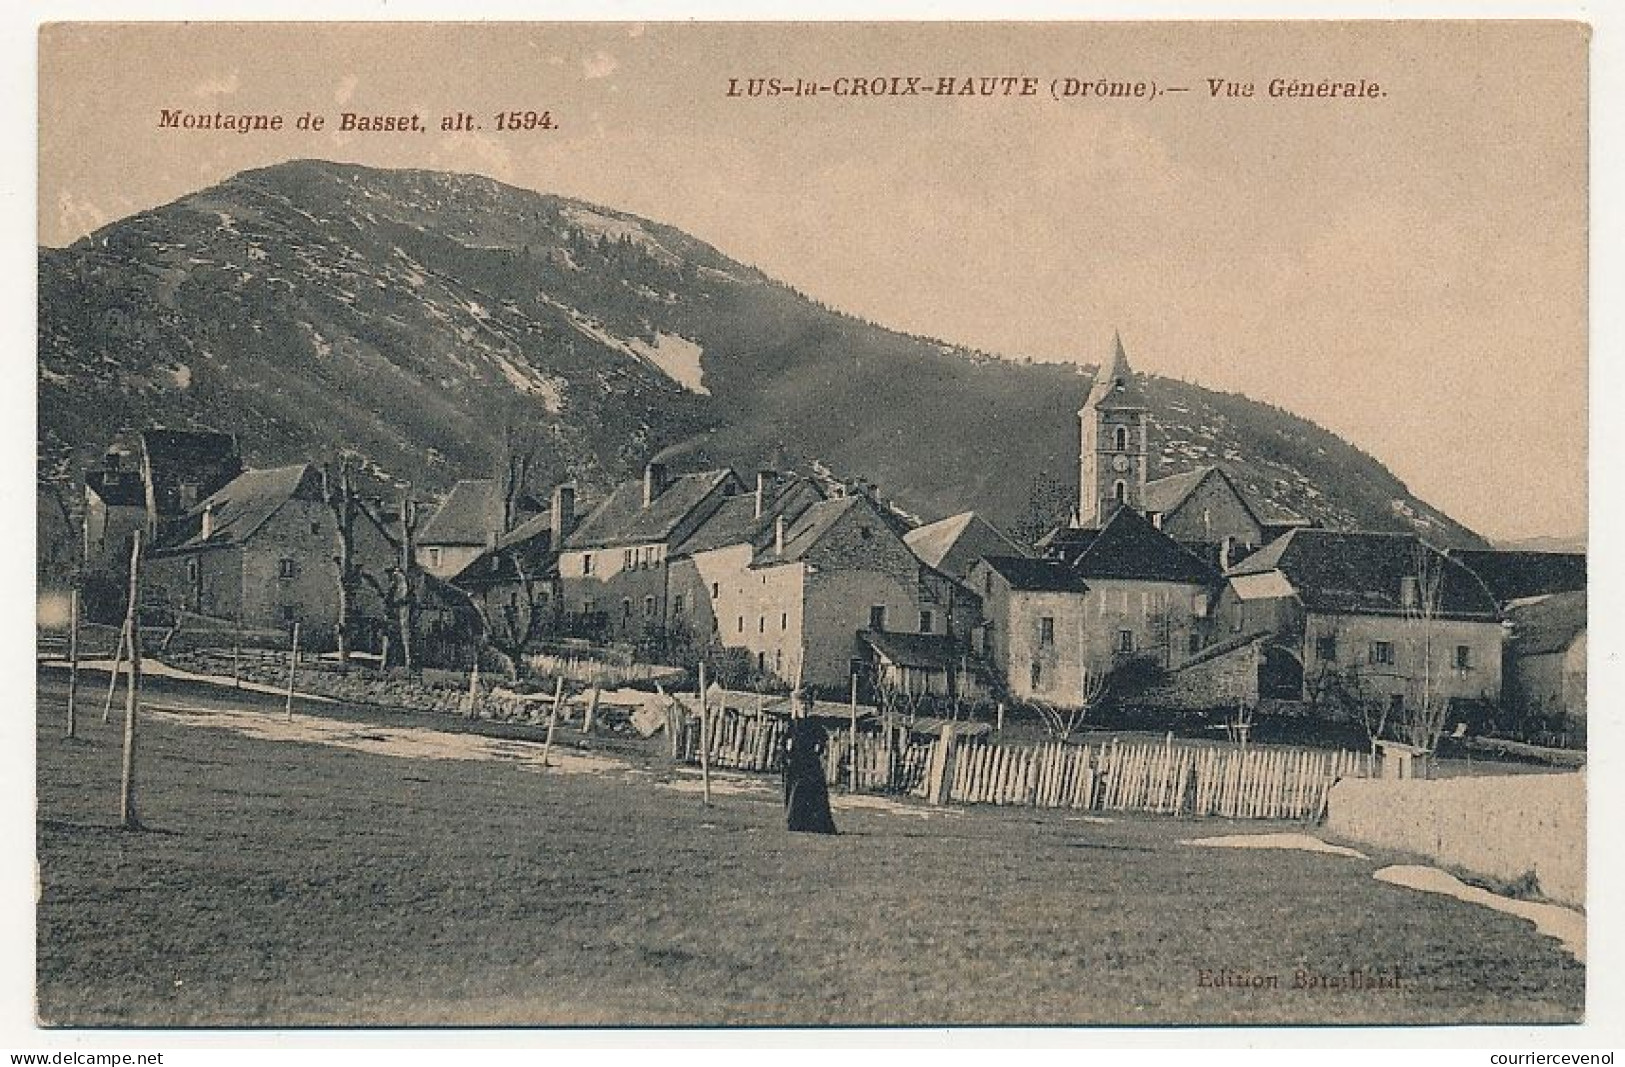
[[28, 16, 1592, 1033]]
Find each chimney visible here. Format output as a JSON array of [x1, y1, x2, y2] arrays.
[[643, 462, 668, 508], [200, 500, 217, 540], [551, 483, 576, 548], [104, 450, 121, 472], [754, 469, 775, 518], [775, 514, 786, 556]]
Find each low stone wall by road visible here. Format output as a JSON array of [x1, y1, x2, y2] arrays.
[[1325, 771, 1585, 908]]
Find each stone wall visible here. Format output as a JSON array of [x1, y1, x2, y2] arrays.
[[1138, 637, 1262, 711], [1325, 771, 1585, 908]]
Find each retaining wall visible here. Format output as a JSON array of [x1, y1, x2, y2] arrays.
[[1325, 771, 1584, 908]]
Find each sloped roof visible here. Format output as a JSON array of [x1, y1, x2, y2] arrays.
[[1229, 528, 1500, 620], [982, 555, 1090, 593], [1083, 332, 1148, 412], [86, 468, 145, 508], [1448, 549, 1587, 606], [1050, 507, 1219, 585], [904, 511, 1028, 582], [154, 464, 317, 553], [452, 511, 558, 587], [861, 630, 968, 671], [1142, 464, 1307, 531], [672, 477, 824, 558], [753, 495, 861, 565], [1505, 590, 1586, 656], [566, 469, 738, 550], [418, 479, 506, 547]]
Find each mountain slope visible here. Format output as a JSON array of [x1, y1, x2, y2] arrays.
[[38, 159, 1485, 566]]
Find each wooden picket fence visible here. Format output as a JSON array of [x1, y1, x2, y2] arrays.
[[670, 706, 1371, 821]]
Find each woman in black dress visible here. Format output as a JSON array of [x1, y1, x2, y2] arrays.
[[783, 715, 838, 834]]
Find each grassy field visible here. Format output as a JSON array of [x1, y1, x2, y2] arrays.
[[35, 667, 1583, 1028]]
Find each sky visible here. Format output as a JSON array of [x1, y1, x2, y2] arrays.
[[37, 21, 1589, 542]]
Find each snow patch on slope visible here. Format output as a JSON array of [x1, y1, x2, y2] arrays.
[[628, 333, 709, 395]]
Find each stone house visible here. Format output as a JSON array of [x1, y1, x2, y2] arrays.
[[557, 463, 742, 644], [1218, 528, 1504, 718], [1501, 589, 1586, 731], [416, 478, 544, 580], [968, 555, 1093, 705], [1039, 505, 1222, 671], [145, 463, 399, 648], [450, 484, 579, 655], [1140, 464, 1310, 567], [903, 510, 1026, 645]]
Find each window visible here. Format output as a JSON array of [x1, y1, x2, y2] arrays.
[[711, 582, 719, 599], [757, 651, 766, 671], [1113, 480, 1127, 503], [1188, 632, 1204, 655], [1399, 576, 1419, 611], [583, 554, 594, 576], [1114, 426, 1128, 451], [186, 558, 199, 582], [310, 521, 321, 535], [869, 606, 887, 631], [1030, 660, 1043, 690], [583, 597, 597, 615], [673, 594, 686, 616], [622, 598, 633, 619], [859, 525, 873, 541], [644, 595, 656, 618], [280, 605, 296, 623], [781, 612, 789, 631], [737, 616, 745, 634], [758, 616, 765, 634], [624, 548, 637, 570], [426, 547, 442, 568], [921, 610, 935, 634], [1038, 616, 1055, 648], [278, 558, 297, 580], [1315, 634, 1338, 661], [1369, 641, 1395, 666], [1117, 629, 1134, 654], [774, 650, 783, 673], [1389, 694, 1405, 716], [1455, 645, 1472, 670]]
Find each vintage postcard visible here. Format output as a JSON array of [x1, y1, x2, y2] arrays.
[[31, 18, 1590, 1033]]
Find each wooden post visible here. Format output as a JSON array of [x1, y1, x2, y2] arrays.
[[541, 675, 565, 769], [848, 673, 859, 792], [65, 586, 80, 739], [232, 609, 243, 689], [996, 701, 1005, 735], [697, 660, 711, 807], [284, 622, 300, 721], [464, 659, 481, 719], [101, 620, 126, 725], [927, 723, 958, 806], [118, 530, 143, 831], [583, 686, 600, 734]]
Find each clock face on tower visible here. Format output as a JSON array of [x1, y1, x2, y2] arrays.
[[1112, 454, 1131, 473]]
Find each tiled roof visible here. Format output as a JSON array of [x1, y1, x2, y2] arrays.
[[566, 469, 738, 550], [1229, 528, 1500, 620], [417, 479, 505, 547], [672, 478, 824, 558], [1448, 549, 1587, 606], [154, 464, 317, 553], [861, 630, 971, 671], [1505, 590, 1586, 656], [1142, 464, 1306, 529], [452, 512, 558, 587], [982, 555, 1090, 593], [753, 495, 861, 565], [904, 511, 1028, 582], [1051, 507, 1219, 585]]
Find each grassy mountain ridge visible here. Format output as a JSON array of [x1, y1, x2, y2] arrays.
[[38, 158, 1485, 573]]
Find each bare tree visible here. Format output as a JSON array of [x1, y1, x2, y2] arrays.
[[324, 458, 364, 667], [1032, 664, 1109, 742], [469, 549, 554, 678], [1398, 542, 1451, 755]]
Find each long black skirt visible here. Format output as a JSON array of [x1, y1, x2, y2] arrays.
[[784, 756, 837, 835]]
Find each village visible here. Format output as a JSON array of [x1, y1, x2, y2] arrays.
[[71, 334, 1585, 763]]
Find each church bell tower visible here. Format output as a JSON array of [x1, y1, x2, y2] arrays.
[[1076, 331, 1149, 529]]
